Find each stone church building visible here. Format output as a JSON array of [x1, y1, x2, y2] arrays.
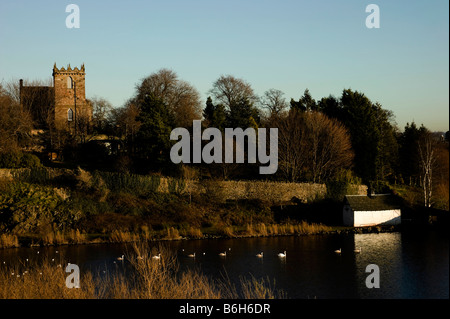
[[19, 63, 92, 131]]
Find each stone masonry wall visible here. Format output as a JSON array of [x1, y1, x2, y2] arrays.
[[156, 178, 367, 204], [0, 169, 368, 204]]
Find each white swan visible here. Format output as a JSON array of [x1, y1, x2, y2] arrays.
[[354, 247, 362, 253], [278, 251, 286, 258], [117, 255, 125, 261], [219, 251, 227, 257], [334, 248, 342, 254], [152, 253, 161, 260], [256, 252, 264, 258], [188, 253, 196, 258]]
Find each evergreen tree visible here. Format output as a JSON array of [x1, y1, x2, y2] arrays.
[[227, 97, 260, 128], [336, 89, 399, 185], [398, 122, 427, 185], [290, 89, 317, 112], [135, 94, 174, 169], [203, 96, 215, 124], [203, 96, 226, 130], [317, 95, 342, 119]]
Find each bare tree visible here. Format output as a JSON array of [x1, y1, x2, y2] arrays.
[[112, 101, 141, 154], [418, 131, 437, 207], [76, 108, 91, 144], [277, 110, 307, 182], [260, 89, 288, 116], [209, 75, 257, 110], [433, 140, 449, 210], [0, 83, 34, 153], [90, 96, 114, 133], [303, 112, 354, 183], [276, 110, 354, 182]]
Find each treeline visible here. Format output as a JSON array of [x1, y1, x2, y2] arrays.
[[0, 69, 449, 209]]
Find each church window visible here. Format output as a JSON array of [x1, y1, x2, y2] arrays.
[[68, 108, 74, 122], [67, 76, 73, 88]]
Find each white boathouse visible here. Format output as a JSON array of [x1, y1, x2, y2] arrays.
[[343, 194, 401, 227]]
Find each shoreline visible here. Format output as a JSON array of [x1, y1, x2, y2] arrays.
[[1, 224, 402, 250]]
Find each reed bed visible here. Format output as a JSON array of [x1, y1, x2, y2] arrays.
[[180, 226, 203, 239], [243, 221, 331, 237], [0, 255, 97, 299], [0, 242, 286, 299], [109, 229, 141, 243], [1, 221, 334, 250], [0, 233, 19, 249], [164, 227, 182, 240], [239, 275, 287, 299], [43, 229, 87, 245]]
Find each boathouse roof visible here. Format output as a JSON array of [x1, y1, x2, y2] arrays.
[[344, 194, 402, 211]]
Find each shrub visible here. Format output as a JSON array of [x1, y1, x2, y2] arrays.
[[77, 168, 109, 201], [326, 169, 359, 201], [98, 171, 160, 196], [168, 177, 186, 194], [0, 182, 78, 234], [0, 152, 41, 169], [369, 180, 392, 194], [20, 153, 42, 168]]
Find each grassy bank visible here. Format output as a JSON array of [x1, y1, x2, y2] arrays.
[[0, 167, 343, 248], [0, 242, 285, 299], [0, 167, 405, 249], [1, 221, 337, 249]]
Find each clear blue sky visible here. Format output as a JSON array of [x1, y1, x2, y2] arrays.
[[1, 0, 448, 132]]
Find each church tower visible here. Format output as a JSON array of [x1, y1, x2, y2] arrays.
[[52, 63, 92, 130]]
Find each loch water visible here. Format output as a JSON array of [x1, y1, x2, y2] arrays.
[[0, 230, 448, 299]]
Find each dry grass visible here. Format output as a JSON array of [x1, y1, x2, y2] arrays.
[[239, 275, 287, 299], [180, 226, 203, 239], [0, 242, 286, 299], [109, 230, 140, 243], [243, 221, 331, 237], [0, 233, 19, 248], [43, 229, 88, 245], [296, 220, 332, 235], [0, 255, 97, 299], [219, 226, 235, 238], [127, 242, 221, 298], [164, 227, 181, 240]]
